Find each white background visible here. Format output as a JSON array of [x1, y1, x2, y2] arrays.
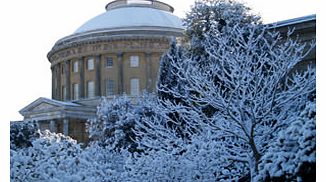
[[0, 0, 317, 122]]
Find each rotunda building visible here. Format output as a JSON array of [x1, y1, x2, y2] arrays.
[[48, 0, 184, 103], [20, 0, 184, 142]]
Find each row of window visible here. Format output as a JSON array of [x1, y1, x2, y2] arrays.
[[69, 78, 140, 100], [71, 56, 140, 73]]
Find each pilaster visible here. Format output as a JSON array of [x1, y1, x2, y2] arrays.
[[57, 65, 62, 100], [95, 55, 102, 96], [63, 119, 69, 136], [79, 58, 85, 99], [145, 52, 153, 92], [50, 120, 57, 133], [117, 52, 124, 94], [64, 61, 71, 100]]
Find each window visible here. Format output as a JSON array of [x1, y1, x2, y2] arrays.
[[87, 57, 94, 70], [130, 55, 139, 67], [87, 81, 95, 98], [130, 78, 140, 96], [106, 57, 113, 68], [106, 80, 115, 96], [62, 86, 67, 100], [72, 61, 78, 73], [72, 83, 79, 100]]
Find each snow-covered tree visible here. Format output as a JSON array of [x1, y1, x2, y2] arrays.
[[155, 10, 315, 180], [183, 0, 261, 54], [158, 42, 187, 102], [157, 42, 201, 140], [10, 120, 40, 150], [256, 97, 316, 181]]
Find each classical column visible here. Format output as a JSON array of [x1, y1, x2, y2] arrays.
[[95, 55, 102, 96], [63, 119, 69, 136], [51, 67, 55, 99], [57, 65, 62, 100], [64, 61, 71, 100], [145, 52, 153, 92], [117, 52, 124, 94], [50, 120, 57, 133], [79, 58, 85, 99]]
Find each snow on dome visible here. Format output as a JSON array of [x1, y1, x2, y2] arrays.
[[74, 0, 184, 34]]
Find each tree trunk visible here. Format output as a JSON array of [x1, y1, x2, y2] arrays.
[[249, 137, 261, 172]]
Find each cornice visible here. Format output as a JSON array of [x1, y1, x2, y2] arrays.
[[48, 27, 184, 60]]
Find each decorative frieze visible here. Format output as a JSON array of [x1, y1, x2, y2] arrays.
[[49, 39, 170, 66]]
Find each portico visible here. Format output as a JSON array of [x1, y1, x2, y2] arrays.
[[19, 97, 96, 142]]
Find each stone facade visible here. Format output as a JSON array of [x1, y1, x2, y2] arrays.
[[49, 37, 170, 101]]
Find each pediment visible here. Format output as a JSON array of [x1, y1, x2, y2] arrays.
[[19, 97, 80, 115], [31, 102, 58, 111]]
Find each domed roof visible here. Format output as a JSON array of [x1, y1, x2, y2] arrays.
[[48, 0, 184, 58], [74, 0, 184, 35]]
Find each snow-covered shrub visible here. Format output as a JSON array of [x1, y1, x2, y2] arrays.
[[256, 99, 316, 181], [10, 120, 39, 150], [87, 95, 135, 148], [11, 130, 82, 181], [87, 94, 158, 152], [125, 133, 214, 181], [11, 130, 128, 181], [125, 130, 250, 181], [77, 144, 129, 181]]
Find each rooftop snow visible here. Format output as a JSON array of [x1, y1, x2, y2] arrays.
[[74, 6, 184, 34]]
